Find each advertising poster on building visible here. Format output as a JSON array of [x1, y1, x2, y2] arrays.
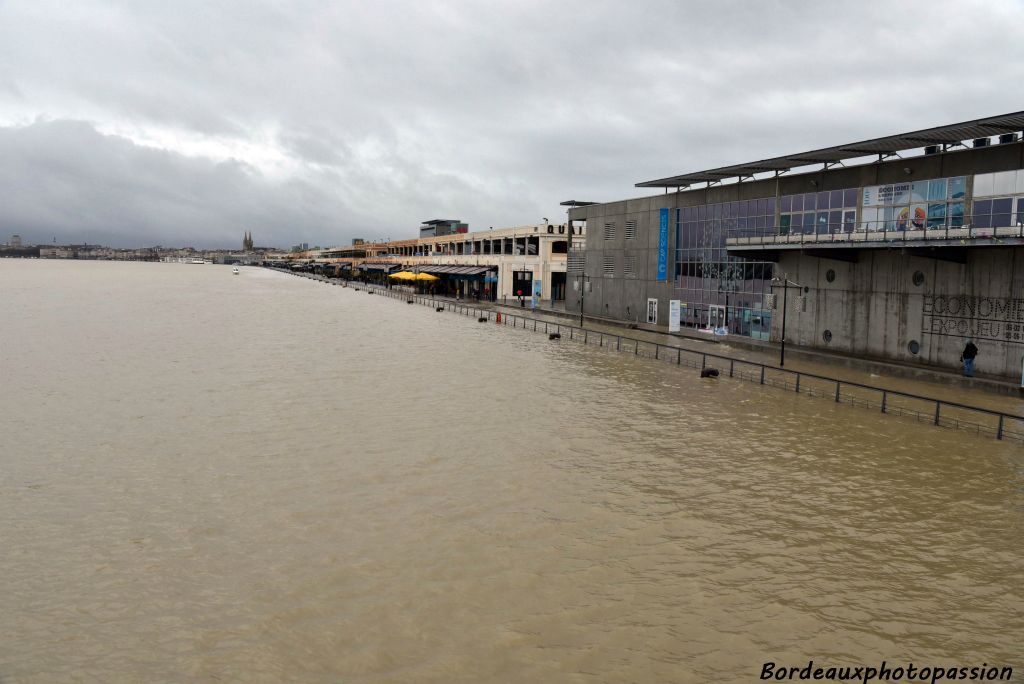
[[657, 208, 669, 281], [669, 300, 681, 332], [532, 279, 542, 309], [863, 182, 912, 207]]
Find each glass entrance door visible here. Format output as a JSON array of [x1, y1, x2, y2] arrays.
[[708, 305, 725, 330]]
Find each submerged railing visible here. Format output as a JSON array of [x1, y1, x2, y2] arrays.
[[287, 270, 1024, 444]]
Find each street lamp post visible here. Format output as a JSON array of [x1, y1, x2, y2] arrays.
[[576, 273, 590, 327], [770, 273, 803, 367]]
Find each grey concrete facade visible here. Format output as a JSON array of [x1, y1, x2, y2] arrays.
[[773, 247, 1024, 380], [568, 195, 678, 326], [568, 140, 1024, 381]]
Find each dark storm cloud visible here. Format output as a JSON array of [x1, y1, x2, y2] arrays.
[[0, 0, 1022, 248], [0, 120, 358, 248]]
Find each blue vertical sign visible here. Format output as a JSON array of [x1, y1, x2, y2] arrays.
[[657, 207, 669, 281]]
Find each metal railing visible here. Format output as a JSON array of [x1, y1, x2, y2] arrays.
[[282, 269, 1024, 444]]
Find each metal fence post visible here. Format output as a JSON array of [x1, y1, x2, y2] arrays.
[[835, 382, 841, 402], [881, 391, 887, 414], [729, 359, 734, 377], [795, 374, 801, 393], [677, 349, 681, 365], [997, 415, 1004, 440], [760, 366, 765, 384]]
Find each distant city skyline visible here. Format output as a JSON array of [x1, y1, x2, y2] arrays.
[[4, 233, 282, 251]]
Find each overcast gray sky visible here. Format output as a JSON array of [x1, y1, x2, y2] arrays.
[[1, 0, 1022, 249]]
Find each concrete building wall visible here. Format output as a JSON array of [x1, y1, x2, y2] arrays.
[[774, 247, 1024, 380], [571, 195, 679, 324]]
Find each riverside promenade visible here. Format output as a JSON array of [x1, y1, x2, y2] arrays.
[[276, 269, 1024, 442]]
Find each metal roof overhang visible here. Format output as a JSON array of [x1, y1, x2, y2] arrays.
[[636, 111, 1024, 188], [358, 263, 399, 272]]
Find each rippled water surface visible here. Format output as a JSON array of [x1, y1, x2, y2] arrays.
[[1, 260, 1022, 683]]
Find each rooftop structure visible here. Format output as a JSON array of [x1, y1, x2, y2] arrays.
[[419, 219, 468, 238], [637, 111, 1024, 189]]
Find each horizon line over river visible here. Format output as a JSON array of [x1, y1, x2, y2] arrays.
[[1, 260, 1021, 683]]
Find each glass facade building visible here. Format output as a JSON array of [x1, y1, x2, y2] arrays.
[[675, 200, 776, 338], [671, 173, 995, 338]]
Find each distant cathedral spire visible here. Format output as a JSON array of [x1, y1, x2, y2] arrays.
[[243, 231, 254, 251]]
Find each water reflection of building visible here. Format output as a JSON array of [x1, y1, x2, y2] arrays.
[[567, 111, 1024, 380]]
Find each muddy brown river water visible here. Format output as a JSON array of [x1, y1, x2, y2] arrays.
[[1, 260, 1022, 683]]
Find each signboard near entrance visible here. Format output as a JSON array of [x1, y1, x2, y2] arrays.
[[532, 279, 542, 309], [669, 300, 681, 332]]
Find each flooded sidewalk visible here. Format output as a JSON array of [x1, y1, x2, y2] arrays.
[[432, 288, 1024, 416], [356, 281, 1024, 436], [289, 272, 1024, 437]]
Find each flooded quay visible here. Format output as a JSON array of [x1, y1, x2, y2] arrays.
[[1, 260, 1022, 683]]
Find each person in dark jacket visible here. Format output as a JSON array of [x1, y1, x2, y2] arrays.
[[960, 339, 979, 377]]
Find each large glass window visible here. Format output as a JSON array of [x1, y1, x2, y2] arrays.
[[862, 175, 965, 230], [949, 202, 965, 227], [781, 186, 858, 235], [949, 176, 966, 200], [973, 199, 992, 228], [843, 211, 856, 232], [910, 182, 927, 203], [992, 198, 1013, 227], [802, 213, 815, 233], [675, 199, 775, 338], [972, 171, 1024, 229]]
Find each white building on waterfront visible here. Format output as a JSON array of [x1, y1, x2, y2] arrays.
[[319, 222, 585, 303]]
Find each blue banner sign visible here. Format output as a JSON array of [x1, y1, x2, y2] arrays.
[[657, 208, 669, 281]]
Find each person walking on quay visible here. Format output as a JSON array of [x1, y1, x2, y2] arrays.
[[960, 338, 979, 377]]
